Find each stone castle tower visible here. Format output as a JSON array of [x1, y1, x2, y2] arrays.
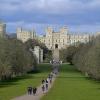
[[0, 21, 6, 38]]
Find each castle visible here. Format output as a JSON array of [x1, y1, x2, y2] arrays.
[[39, 27, 90, 50], [0, 21, 93, 50]]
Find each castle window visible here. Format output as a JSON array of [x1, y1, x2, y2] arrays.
[[56, 40, 57, 42], [55, 44, 58, 48]]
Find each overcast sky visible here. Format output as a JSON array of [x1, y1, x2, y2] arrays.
[[0, 0, 100, 34]]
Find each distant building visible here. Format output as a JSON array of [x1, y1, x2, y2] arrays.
[[0, 21, 6, 38], [16, 26, 98, 50], [40, 27, 91, 50], [17, 27, 36, 42]]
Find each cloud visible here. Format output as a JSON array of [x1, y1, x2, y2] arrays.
[[1, 0, 100, 33], [69, 24, 100, 33], [6, 21, 65, 34], [1, 0, 100, 14], [6, 21, 100, 35]]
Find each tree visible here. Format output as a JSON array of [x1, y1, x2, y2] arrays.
[[60, 45, 79, 64], [0, 38, 37, 80], [25, 39, 51, 62], [73, 36, 100, 80]]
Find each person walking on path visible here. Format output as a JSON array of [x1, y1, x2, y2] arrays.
[[48, 74, 52, 84], [33, 87, 37, 95], [42, 85, 45, 93], [49, 78, 52, 84], [42, 79, 45, 84], [27, 87, 32, 95], [46, 79, 49, 91]]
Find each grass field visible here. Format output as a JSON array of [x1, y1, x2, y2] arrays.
[[0, 64, 51, 100], [42, 64, 100, 100]]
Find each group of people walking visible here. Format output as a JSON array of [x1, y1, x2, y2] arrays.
[[27, 61, 59, 96], [27, 87, 37, 95], [41, 72, 55, 93]]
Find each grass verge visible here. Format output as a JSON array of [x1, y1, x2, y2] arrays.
[[42, 64, 100, 100], [0, 63, 51, 100]]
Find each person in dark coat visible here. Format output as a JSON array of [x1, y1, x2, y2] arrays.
[[46, 83, 48, 91], [48, 74, 51, 79], [46, 79, 48, 83], [42, 85, 45, 93], [33, 87, 37, 95], [27, 87, 32, 95], [50, 78, 52, 84], [42, 79, 45, 84], [45, 79, 48, 91]]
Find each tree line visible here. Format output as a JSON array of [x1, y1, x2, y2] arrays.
[[0, 37, 37, 80], [60, 36, 100, 80], [25, 39, 52, 63]]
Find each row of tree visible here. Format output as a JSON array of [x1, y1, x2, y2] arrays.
[[25, 39, 52, 62], [60, 36, 100, 80], [0, 38, 37, 80], [73, 36, 100, 80], [60, 45, 78, 64]]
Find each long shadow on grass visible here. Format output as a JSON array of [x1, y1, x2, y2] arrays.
[[0, 70, 50, 88], [0, 74, 34, 88], [0, 70, 42, 88], [0, 64, 51, 89]]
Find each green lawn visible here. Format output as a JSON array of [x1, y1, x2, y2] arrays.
[[0, 64, 51, 100], [42, 64, 100, 100]]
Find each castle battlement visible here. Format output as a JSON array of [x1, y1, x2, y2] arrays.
[[40, 27, 91, 50], [17, 27, 36, 43]]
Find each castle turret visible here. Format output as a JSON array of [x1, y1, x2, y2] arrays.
[[45, 27, 53, 35], [0, 21, 6, 38], [60, 26, 68, 34], [17, 27, 22, 41], [17, 27, 22, 33]]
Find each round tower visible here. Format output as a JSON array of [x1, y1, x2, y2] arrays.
[[0, 21, 6, 37]]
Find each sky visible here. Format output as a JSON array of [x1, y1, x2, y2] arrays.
[[0, 0, 100, 34]]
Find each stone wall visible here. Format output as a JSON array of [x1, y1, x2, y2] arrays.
[[33, 46, 43, 64]]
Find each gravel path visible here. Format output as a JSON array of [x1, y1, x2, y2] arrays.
[[12, 49, 59, 100], [12, 74, 56, 100]]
